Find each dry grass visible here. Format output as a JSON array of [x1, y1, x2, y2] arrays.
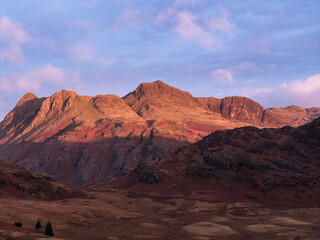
[[0, 190, 319, 239]]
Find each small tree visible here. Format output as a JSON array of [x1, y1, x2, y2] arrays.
[[14, 221, 22, 227], [44, 221, 54, 236], [35, 220, 42, 230]]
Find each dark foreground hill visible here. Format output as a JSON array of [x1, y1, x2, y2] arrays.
[[0, 159, 86, 200], [101, 117, 320, 208]]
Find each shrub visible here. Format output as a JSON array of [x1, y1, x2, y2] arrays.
[[14, 221, 22, 227], [45, 221, 54, 236], [35, 220, 42, 230]]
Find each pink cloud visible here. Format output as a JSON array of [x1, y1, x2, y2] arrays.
[[210, 62, 258, 83], [174, 11, 203, 37], [210, 69, 234, 82], [254, 74, 320, 107], [285, 74, 320, 95], [0, 65, 79, 92], [207, 18, 235, 33], [174, 11, 218, 49], [205, 9, 236, 34], [157, 5, 235, 50], [0, 16, 31, 64]]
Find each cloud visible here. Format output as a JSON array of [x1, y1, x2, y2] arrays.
[[205, 9, 236, 34], [0, 65, 79, 92], [206, 18, 235, 33], [157, 5, 235, 49], [210, 69, 234, 82], [211, 62, 258, 82], [254, 74, 320, 107], [0, 16, 31, 64], [284, 74, 320, 95], [174, 11, 217, 49], [68, 44, 117, 68]]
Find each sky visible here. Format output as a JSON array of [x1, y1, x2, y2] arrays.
[[0, 0, 319, 121]]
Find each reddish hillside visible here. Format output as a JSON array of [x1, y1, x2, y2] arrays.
[[103, 117, 320, 207], [0, 81, 319, 186], [0, 159, 86, 200]]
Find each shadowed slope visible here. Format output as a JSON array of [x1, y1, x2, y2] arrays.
[[0, 159, 85, 200]]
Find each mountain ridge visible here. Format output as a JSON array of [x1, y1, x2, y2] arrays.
[[0, 80, 319, 185]]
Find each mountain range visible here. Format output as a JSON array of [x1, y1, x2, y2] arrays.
[[0, 80, 319, 185]]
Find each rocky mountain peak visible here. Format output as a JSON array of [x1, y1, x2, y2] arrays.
[[123, 81, 199, 120], [124, 80, 193, 105], [285, 105, 306, 111], [16, 92, 38, 106], [51, 89, 79, 100]]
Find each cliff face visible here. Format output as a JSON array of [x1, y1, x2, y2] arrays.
[[0, 81, 319, 186], [197, 96, 265, 125]]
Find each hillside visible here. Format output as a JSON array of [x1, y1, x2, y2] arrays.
[[0, 159, 85, 200], [103, 117, 320, 208]]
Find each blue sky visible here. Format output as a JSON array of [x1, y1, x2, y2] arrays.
[[0, 0, 319, 120]]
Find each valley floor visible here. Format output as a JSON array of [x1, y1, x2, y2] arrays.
[[0, 189, 319, 240]]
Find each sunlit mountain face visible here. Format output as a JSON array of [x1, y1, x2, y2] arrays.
[[0, 81, 319, 185]]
